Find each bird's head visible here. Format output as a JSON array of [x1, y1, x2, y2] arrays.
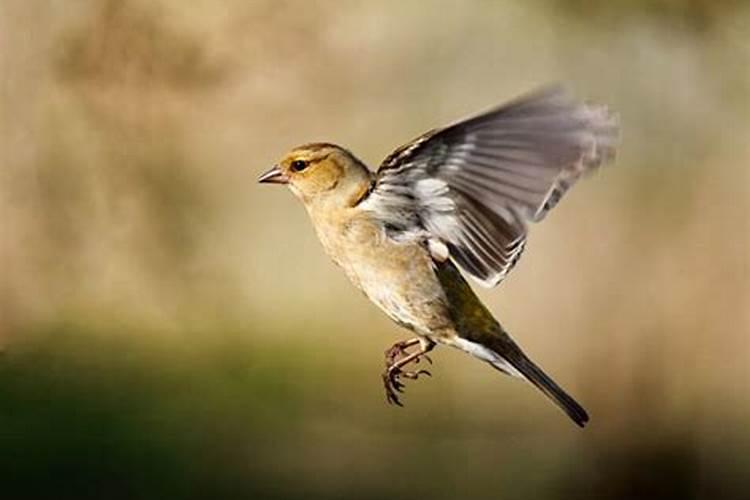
[[258, 143, 372, 208]]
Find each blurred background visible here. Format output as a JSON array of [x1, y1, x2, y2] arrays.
[[1, 1, 748, 499]]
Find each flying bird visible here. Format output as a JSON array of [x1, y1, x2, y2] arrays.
[[258, 86, 618, 427]]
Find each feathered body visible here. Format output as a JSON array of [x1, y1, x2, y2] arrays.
[[307, 199, 452, 337], [259, 86, 618, 427]]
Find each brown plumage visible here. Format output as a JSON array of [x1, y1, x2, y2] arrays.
[[259, 86, 618, 427]]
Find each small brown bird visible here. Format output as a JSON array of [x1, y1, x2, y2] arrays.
[[259, 86, 617, 427]]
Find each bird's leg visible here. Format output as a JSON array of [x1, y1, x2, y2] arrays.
[[390, 347, 434, 380], [384, 338, 433, 369], [384, 338, 420, 368], [383, 338, 436, 406]]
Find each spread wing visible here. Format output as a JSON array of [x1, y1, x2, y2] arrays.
[[361, 85, 618, 287]]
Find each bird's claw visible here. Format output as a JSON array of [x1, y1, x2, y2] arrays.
[[382, 338, 436, 406], [383, 369, 404, 406], [414, 354, 433, 365], [384, 340, 416, 368], [382, 365, 431, 406], [400, 369, 431, 380]]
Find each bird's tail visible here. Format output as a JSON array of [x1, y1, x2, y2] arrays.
[[460, 328, 590, 427]]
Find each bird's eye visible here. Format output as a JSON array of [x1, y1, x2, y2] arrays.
[[290, 159, 308, 172]]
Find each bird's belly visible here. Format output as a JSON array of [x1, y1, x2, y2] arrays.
[[340, 236, 452, 336], [359, 275, 433, 331], [309, 209, 454, 337]]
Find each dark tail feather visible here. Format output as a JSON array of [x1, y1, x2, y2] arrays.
[[485, 335, 590, 427]]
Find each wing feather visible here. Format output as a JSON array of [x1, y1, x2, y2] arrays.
[[361, 85, 618, 287]]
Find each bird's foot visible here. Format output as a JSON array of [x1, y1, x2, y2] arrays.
[[384, 338, 433, 368], [384, 339, 418, 368], [382, 364, 433, 406], [382, 338, 435, 406], [399, 368, 432, 380], [383, 368, 405, 406]]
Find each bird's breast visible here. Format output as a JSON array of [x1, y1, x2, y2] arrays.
[[308, 207, 453, 336]]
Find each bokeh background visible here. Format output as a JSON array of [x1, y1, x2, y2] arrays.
[[1, 1, 748, 499]]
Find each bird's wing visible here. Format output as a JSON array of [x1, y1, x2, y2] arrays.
[[361, 85, 618, 287]]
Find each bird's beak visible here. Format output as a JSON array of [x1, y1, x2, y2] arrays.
[[258, 165, 289, 184]]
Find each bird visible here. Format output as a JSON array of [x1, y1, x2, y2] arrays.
[[258, 86, 618, 427]]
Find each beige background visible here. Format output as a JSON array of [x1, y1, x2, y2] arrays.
[[1, 1, 748, 499]]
